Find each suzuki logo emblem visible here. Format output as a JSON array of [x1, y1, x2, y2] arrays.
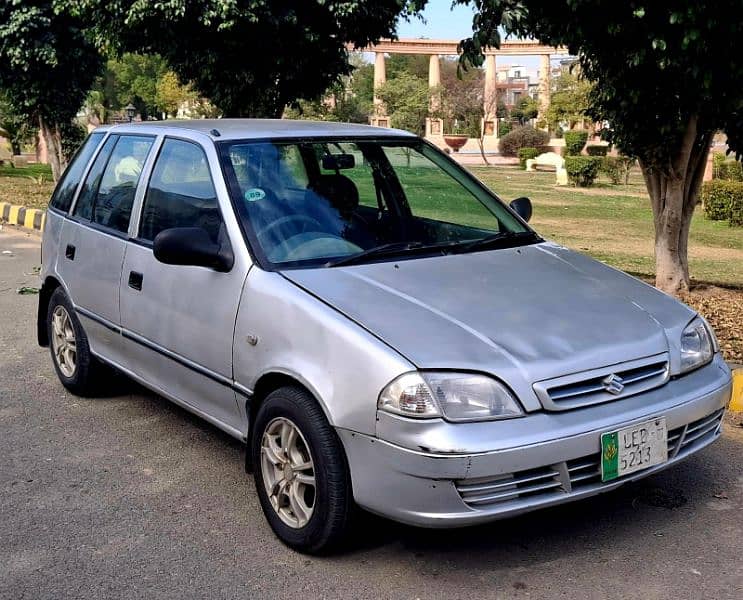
[[602, 373, 625, 395]]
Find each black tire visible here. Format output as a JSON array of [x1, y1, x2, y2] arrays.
[[46, 287, 105, 396], [252, 386, 354, 553]]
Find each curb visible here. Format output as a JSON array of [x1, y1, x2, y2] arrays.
[[0, 202, 46, 232], [730, 366, 743, 412]]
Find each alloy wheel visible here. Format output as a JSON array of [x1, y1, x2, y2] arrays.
[[51, 305, 77, 378], [260, 417, 316, 528]]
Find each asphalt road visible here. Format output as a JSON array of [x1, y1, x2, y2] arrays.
[[1, 225, 742, 600]]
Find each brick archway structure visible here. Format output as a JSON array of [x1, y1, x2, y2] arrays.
[[360, 39, 569, 150]]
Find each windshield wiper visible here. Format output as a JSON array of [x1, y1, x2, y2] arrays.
[[452, 231, 539, 254], [325, 241, 425, 267]]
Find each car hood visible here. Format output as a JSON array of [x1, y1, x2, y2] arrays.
[[282, 243, 696, 409]]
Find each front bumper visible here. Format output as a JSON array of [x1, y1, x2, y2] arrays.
[[338, 355, 732, 527]]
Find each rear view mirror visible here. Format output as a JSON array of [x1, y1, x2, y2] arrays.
[[153, 227, 233, 272], [510, 197, 533, 222], [322, 154, 355, 170]]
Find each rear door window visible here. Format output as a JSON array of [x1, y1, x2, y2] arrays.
[[49, 132, 105, 213], [74, 134, 155, 233]]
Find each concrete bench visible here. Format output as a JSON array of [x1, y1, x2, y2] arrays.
[[526, 152, 568, 185]]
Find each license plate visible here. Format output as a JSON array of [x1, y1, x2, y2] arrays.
[[601, 418, 668, 482]]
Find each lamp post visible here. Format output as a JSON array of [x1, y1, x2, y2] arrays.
[[124, 103, 136, 123]]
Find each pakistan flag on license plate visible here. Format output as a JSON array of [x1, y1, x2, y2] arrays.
[[601, 418, 668, 482]]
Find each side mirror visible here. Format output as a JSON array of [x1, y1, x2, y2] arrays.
[[510, 196, 532, 222], [153, 227, 233, 272]]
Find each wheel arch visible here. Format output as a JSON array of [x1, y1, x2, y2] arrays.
[[244, 370, 334, 473], [37, 275, 64, 347]]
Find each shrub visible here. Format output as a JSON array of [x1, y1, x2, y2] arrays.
[[498, 126, 550, 157], [565, 156, 601, 187], [498, 120, 512, 137], [600, 156, 635, 184], [713, 153, 743, 181], [586, 144, 608, 156], [731, 193, 743, 227], [518, 147, 541, 169], [701, 180, 743, 225], [712, 152, 726, 177], [563, 130, 589, 156]]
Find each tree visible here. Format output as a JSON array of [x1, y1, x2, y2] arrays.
[[511, 96, 538, 125], [85, 54, 196, 122], [0, 2, 103, 180], [545, 69, 593, 133], [439, 66, 498, 164], [285, 55, 375, 124], [0, 96, 35, 156], [458, 1, 743, 295], [111, 53, 169, 120], [376, 72, 431, 136], [155, 71, 190, 118], [69, 1, 427, 118]]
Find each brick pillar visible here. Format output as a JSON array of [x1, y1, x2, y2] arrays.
[[538, 54, 551, 129], [426, 54, 443, 138], [371, 52, 388, 127]]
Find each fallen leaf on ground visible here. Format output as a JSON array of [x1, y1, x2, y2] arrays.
[[17, 286, 39, 295]]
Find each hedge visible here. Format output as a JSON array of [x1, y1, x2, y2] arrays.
[[600, 156, 635, 184], [498, 126, 550, 157], [563, 130, 589, 156], [712, 153, 743, 181], [586, 145, 608, 156], [518, 147, 541, 169], [565, 156, 601, 187], [701, 179, 743, 226]]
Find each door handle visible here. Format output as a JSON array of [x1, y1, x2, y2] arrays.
[[65, 244, 76, 260], [128, 271, 143, 291]]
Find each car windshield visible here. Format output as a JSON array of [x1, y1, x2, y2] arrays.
[[219, 138, 536, 269]]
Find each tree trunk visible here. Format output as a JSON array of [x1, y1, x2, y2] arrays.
[[477, 136, 490, 165], [39, 116, 65, 182], [640, 115, 713, 296], [10, 140, 21, 156]]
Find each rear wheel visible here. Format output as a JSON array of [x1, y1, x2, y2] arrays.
[[252, 386, 354, 553], [47, 288, 106, 396]]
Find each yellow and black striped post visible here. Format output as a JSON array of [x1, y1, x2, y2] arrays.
[[0, 202, 46, 232]]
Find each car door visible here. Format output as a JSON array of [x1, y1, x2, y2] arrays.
[[119, 137, 245, 433], [57, 133, 156, 364]]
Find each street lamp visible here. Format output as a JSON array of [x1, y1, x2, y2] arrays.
[[124, 103, 136, 123]]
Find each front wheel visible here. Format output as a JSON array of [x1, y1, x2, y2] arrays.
[[252, 386, 354, 553]]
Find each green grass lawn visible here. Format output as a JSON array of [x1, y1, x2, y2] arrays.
[[0, 164, 55, 211], [0, 163, 54, 180], [469, 166, 743, 288]]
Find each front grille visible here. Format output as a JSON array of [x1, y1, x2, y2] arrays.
[[456, 466, 564, 507], [455, 408, 724, 509], [533, 354, 670, 411]]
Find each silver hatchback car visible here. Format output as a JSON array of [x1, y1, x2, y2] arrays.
[[39, 120, 732, 552]]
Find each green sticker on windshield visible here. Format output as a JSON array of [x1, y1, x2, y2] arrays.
[[244, 188, 266, 202]]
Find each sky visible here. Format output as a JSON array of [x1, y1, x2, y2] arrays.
[[393, 1, 541, 70], [396, 1, 475, 40]]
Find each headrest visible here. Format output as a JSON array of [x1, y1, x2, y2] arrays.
[[310, 174, 360, 217]]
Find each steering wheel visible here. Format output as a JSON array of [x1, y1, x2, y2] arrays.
[[256, 215, 324, 248]]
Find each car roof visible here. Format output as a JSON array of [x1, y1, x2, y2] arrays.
[[95, 119, 416, 141]]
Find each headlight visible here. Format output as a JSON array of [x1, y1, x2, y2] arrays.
[[680, 317, 714, 374], [378, 372, 523, 422]]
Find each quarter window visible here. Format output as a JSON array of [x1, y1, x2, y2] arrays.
[[50, 132, 105, 213], [139, 139, 222, 243], [73, 135, 118, 222]]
